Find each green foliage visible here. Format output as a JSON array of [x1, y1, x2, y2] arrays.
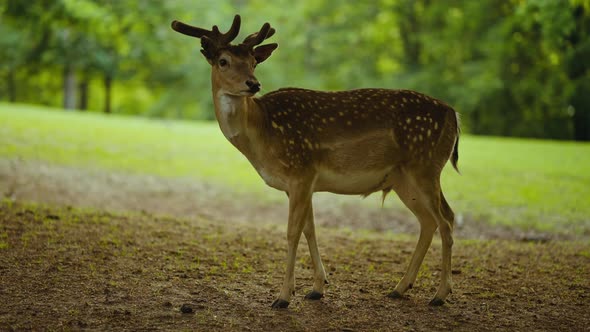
[[2, 103, 589, 232], [0, 1, 589, 138]]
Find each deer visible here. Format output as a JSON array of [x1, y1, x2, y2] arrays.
[[171, 15, 460, 309]]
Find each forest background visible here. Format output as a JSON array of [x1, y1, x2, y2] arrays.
[[1, 0, 589, 141]]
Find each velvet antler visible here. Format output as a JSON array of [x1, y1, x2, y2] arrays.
[[242, 23, 275, 48], [171, 15, 242, 59], [171, 14, 241, 44], [171, 15, 277, 62]]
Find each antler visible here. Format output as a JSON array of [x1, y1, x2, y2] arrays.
[[242, 23, 275, 48], [171, 14, 241, 46], [171, 15, 277, 61]]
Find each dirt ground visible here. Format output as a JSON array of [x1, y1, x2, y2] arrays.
[[0, 159, 589, 331]]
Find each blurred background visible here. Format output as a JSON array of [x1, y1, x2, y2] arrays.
[[1, 0, 589, 140], [2, 3, 589, 328]]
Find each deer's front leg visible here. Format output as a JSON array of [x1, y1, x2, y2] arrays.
[[271, 180, 314, 309], [303, 204, 328, 300]]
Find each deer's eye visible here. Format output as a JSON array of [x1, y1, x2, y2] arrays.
[[219, 59, 228, 67]]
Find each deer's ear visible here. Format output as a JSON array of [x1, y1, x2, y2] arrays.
[[200, 36, 217, 63], [253, 43, 278, 64], [201, 49, 215, 65]]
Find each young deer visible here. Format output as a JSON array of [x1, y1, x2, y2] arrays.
[[171, 15, 460, 309]]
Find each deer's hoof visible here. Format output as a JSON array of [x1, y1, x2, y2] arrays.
[[304, 290, 323, 300], [429, 298, 445, 306], [271, 299, 290, 309], [387, 290, 404, 299]]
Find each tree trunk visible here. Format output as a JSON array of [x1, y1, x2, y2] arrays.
[[567, 5, 590, 141], [104, 74, 112, 114], [7, 70, 16, 102], [572, 82, 590, 141], [63, 65, 77, 110], [398, 0, 422, 69], [78, 79, 89, 111]]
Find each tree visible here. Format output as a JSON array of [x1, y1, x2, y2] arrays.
[[1, 0, 588, 139]]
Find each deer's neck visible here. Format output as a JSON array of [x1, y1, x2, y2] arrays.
[[212, 88, 265, 155], [213, 91, 244, 140]]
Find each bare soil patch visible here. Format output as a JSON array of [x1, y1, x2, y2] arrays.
[[0, 202, 589, 331]]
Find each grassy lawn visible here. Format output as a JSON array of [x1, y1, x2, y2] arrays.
[[1, 103, 589, 233]]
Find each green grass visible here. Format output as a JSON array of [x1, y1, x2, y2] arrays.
[[1, 103, 589, 233], [445, 135, 590, 230], [0, 103, 262, 191]]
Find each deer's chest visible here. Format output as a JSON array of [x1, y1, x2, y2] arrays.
[[245, 137, 294, 192], [257, 166, 289, 191]]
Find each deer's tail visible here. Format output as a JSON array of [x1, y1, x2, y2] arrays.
[[450, 111, 460, 173]]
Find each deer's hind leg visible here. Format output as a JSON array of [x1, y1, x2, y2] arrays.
[[432, 190, 454, 305], [302, 204, 328, 300], [387, 169, 453, 305]]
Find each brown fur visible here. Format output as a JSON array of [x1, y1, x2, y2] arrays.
[[255, 88, 459, 188]]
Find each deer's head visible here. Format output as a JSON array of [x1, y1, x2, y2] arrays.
[[171, 15, 278, 97]]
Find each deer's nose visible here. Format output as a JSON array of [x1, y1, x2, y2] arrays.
[[246, 80, 261, 93]]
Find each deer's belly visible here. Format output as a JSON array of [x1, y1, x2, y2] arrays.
[[315, 167, 392, 195], [256, 163, 392, 195], [313, 132, 400, 194]]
